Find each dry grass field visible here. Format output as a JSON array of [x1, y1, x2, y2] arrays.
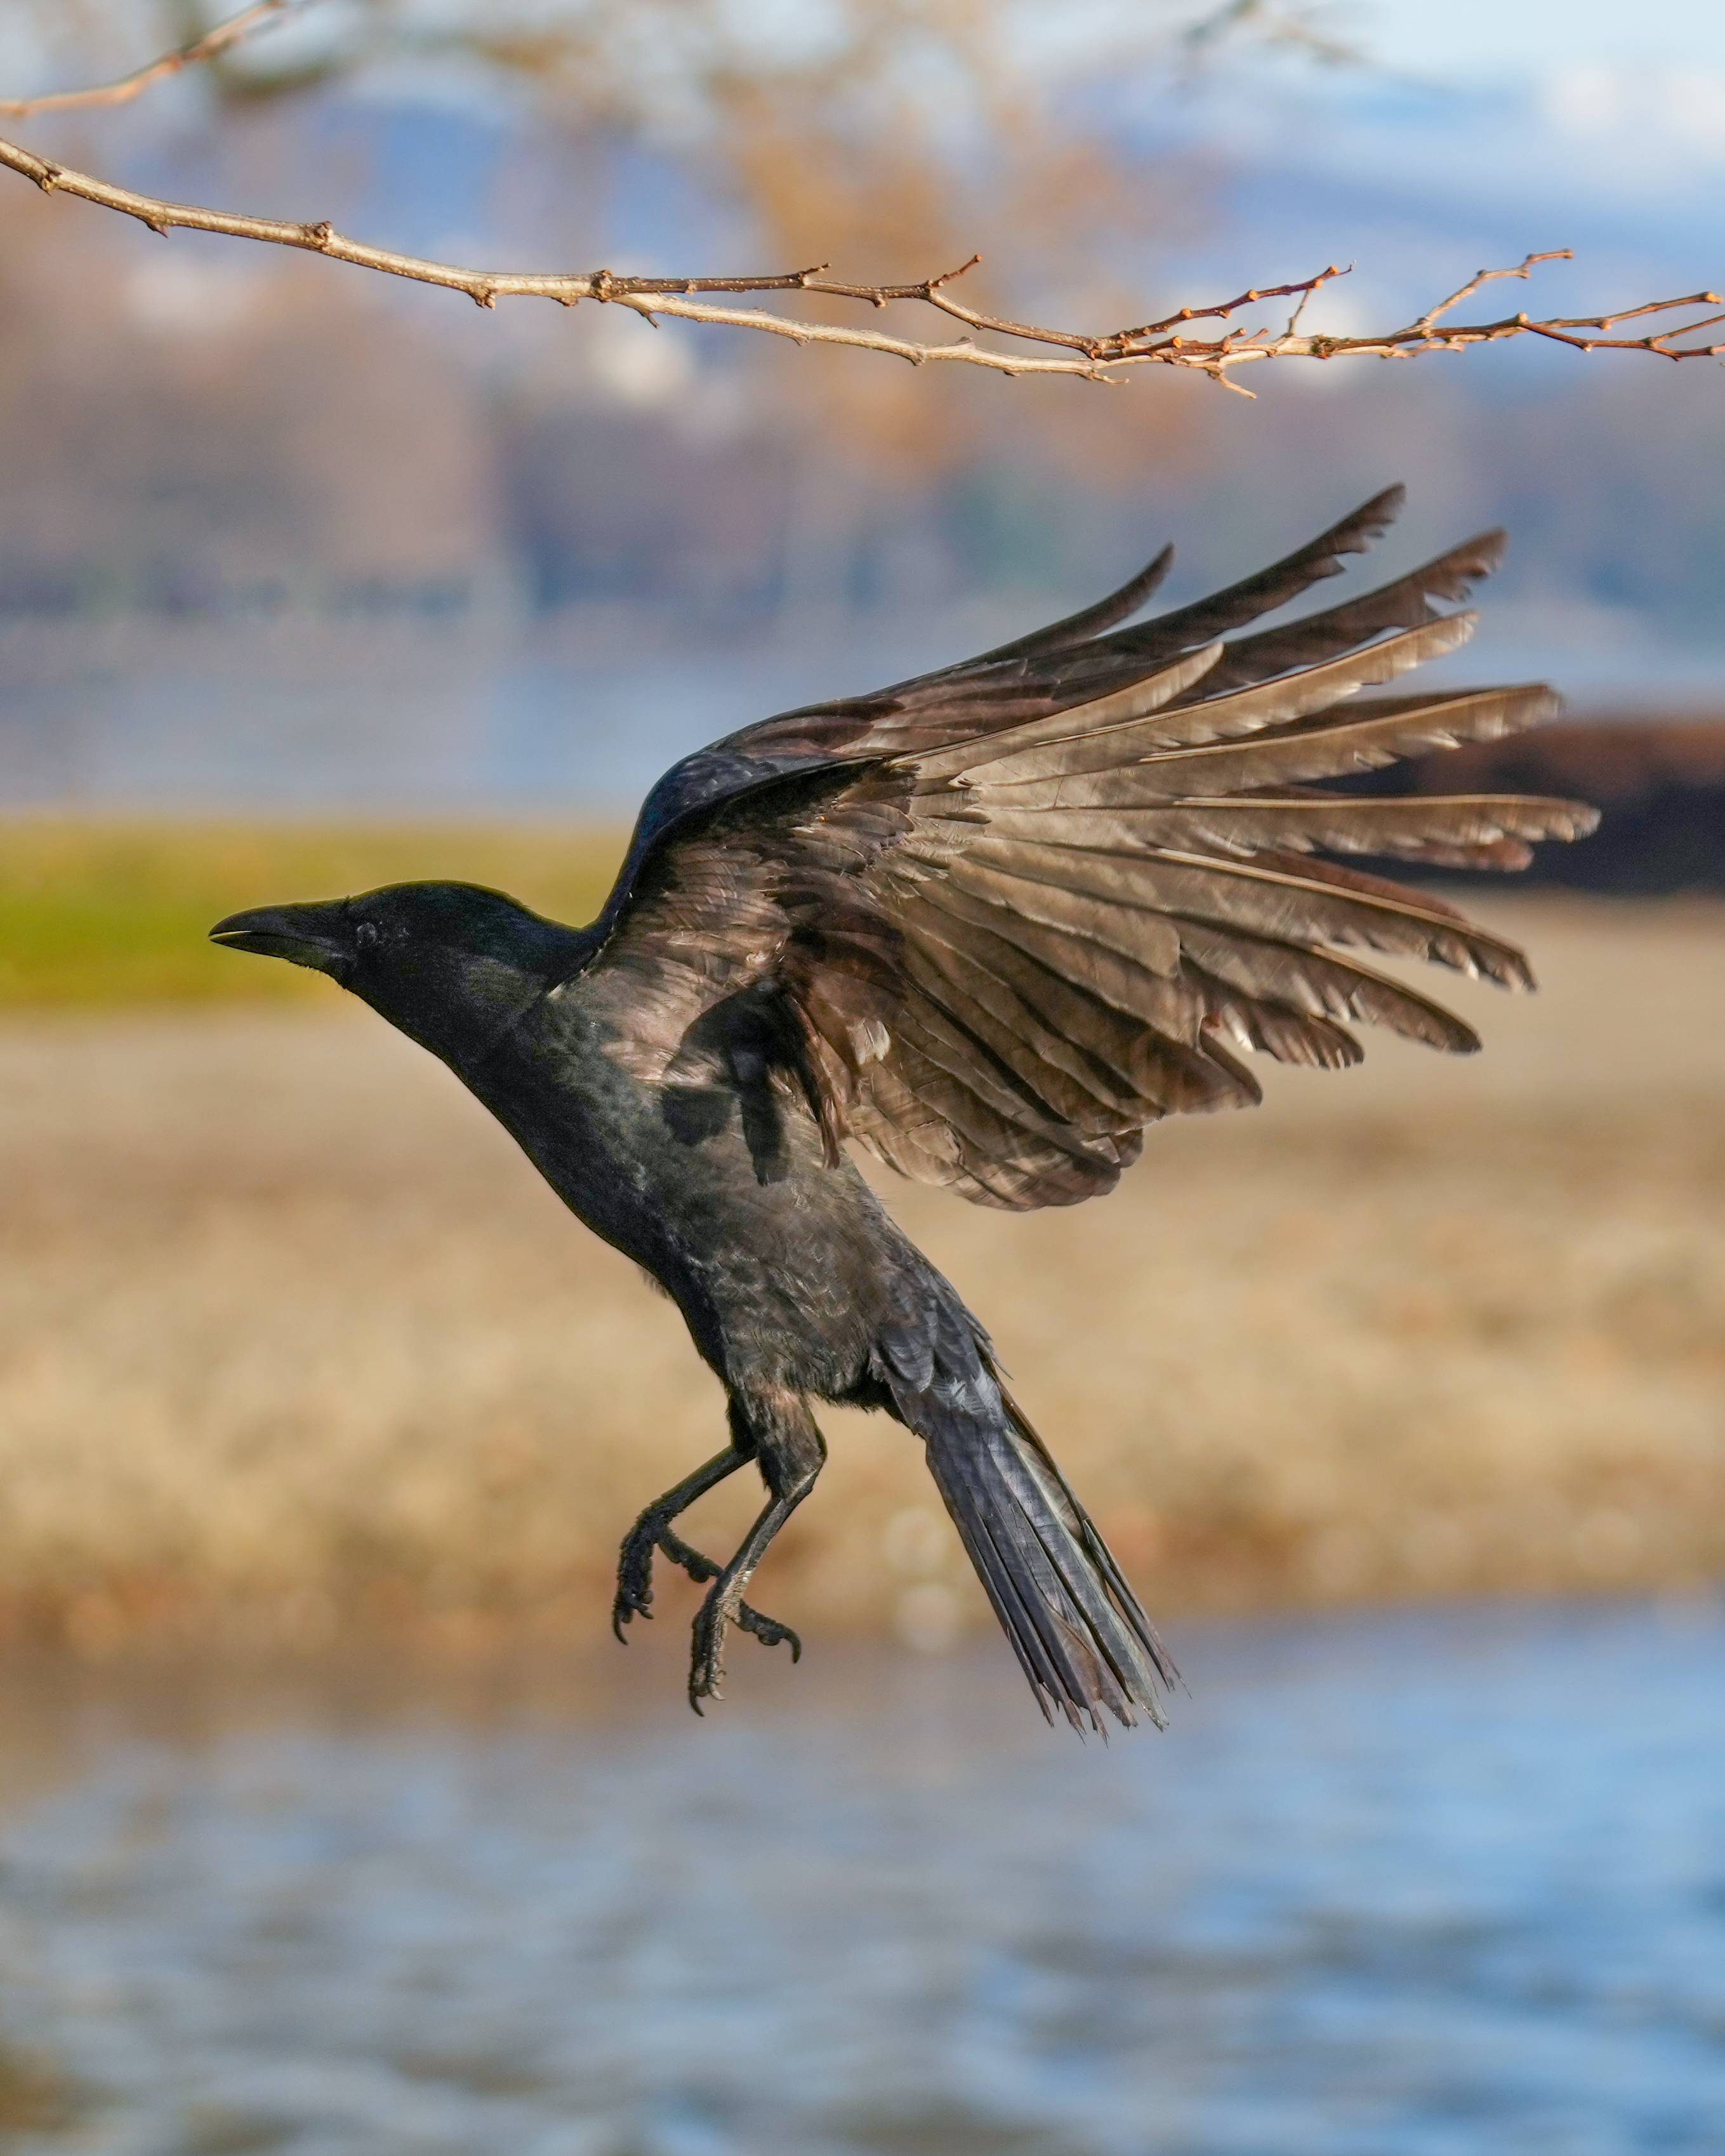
[[0, 874, 1719, 1658]]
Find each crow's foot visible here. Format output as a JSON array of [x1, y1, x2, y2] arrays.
[[614, 1515, 799, 1670], [687, 1574, 801, 1714], [612, 1512, 714, 1639]]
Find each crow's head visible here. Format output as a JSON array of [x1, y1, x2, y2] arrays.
[[210, 881, 588, 1061]]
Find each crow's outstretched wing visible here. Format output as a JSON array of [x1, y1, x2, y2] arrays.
[[583, 487, 1597, 1209]]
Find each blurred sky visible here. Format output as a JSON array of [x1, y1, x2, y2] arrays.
[[1363, 0, 1725, 72]]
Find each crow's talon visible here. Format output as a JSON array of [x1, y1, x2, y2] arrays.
[[616, 1514, 791, 1665], [735, 1605, 801, 1658]]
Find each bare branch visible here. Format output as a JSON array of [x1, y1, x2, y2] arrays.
[[0, 131, 1719, 389], [0, 2, 300, 119]]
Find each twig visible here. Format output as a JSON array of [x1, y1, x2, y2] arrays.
[[0, 136, 1720, 389], [0, 2, 299, 119]]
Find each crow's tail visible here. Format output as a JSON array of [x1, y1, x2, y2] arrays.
[[901, 1361, 1175, 1733]]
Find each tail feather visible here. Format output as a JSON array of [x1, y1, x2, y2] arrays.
[[910, 1373, 1174, 1732]]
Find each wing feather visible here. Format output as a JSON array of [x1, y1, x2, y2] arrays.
[[952, 837, 1532, 985], [931, 616, 1478, 785], [1194, 529, 1505, 696], [1092, 483, 1406, 657], [967, 686, 1561, 812], [968, 793, 1597, 869]]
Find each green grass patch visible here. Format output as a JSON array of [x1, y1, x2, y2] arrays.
[[0, 821, 628, 1007]]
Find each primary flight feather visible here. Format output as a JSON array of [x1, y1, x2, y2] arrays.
[[211, 487, 1596, 1731]]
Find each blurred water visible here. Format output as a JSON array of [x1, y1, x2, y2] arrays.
[[5, 610, 1724, 816], [1, 1599, 1722, 2154], [0, 615, 1014, 814]]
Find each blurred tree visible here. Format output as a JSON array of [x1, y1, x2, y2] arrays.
[[0, 0, 1250, 555], [2, 3, 1720, 633]]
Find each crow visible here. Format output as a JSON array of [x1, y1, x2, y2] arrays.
[[211, 488, 1595, 1730]]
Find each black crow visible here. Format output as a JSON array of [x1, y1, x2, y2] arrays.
[[211, 489, 1595, 1729]]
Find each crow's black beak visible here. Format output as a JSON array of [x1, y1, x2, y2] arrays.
[[209, 901, 351, 976]]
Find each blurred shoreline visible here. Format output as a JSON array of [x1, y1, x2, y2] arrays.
[[0, 891, 1718, 1658], [6, 611, 1725, 817]]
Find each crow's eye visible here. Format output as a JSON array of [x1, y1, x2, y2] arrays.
[[353, 920, 381, 952]]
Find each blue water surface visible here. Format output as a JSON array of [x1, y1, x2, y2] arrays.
[[0, 1598, 1721, 2154]]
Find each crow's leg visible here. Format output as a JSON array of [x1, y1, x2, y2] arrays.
[[688, 1389, 826, 1712], [612, 1404, 799, 1654]]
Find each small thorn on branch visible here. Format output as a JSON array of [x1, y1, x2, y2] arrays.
[[929, 253, 982, 292]]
